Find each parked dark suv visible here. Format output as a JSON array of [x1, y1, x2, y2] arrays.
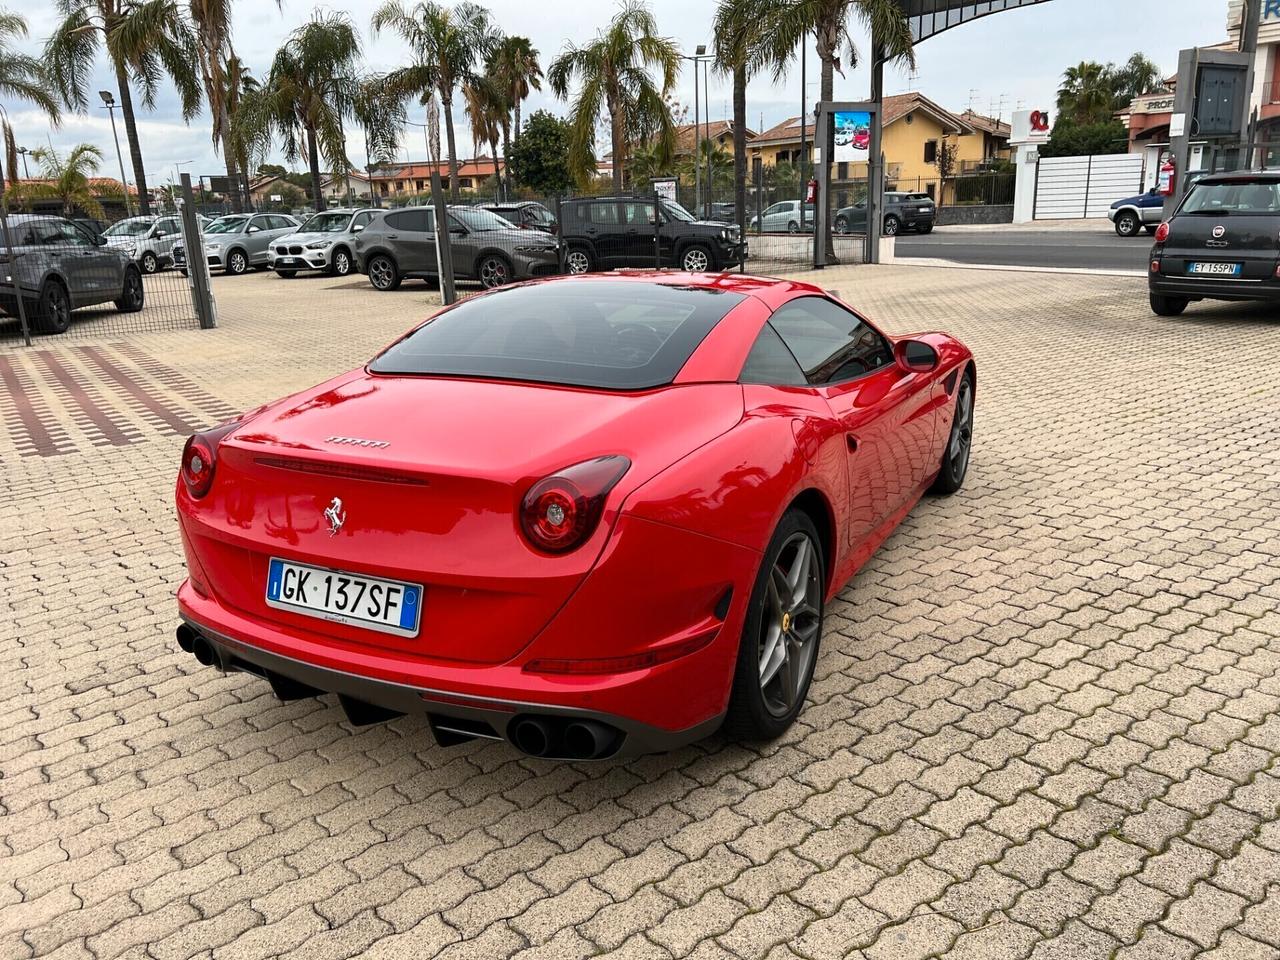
[[0, 215, 144, 334], [834, 192, 936, 236], [353, 205, 560, 291], [560, 196, 746, 273], [476, 200, 558, 234]]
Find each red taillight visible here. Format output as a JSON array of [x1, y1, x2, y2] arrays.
[[1151, 260, 1161, 273], [519, 456, 630, 553], [181, 421, 241, 498], [1154, 221, 1170, 243]]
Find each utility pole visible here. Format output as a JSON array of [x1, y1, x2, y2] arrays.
[[799, 34, 807, 230]]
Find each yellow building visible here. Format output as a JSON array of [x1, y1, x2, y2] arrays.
[[954, 110, 1012, 172], [747, 92, 976, 200]]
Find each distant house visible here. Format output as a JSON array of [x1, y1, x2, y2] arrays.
[[956, 110, 1012, 171], [322, 170, 372, 203], [672, 120, 755, 158], [368, 158, 504, 198]]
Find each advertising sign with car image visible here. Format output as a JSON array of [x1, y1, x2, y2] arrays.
[[832, 110, 871, 163]]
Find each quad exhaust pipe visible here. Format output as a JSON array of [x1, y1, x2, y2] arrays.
[[176, 623, 219, 667]]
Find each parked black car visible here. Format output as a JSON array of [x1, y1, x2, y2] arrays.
[[834, 192, 936, 236], [476, 200, 558, 234], [0, 215, 144, 334], [1149, 171, 1280, 315], [560, 196, 746, 273], [353, 205, 560, 291]]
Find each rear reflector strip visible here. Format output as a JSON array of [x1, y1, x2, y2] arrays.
[[254, 455, 429, 486]]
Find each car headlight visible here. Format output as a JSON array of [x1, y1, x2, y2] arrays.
[[720, 229, 732, 241], [123, 243, 138, 254], [306, 240, 332, 250]]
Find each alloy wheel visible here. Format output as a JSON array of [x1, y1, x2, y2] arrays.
[[757, 532, 822, 718], [46, 284, 70, 332], [834, 218, 849, 235], [124, 271, 143, 309], [480, 256, 509, 288], [682, 248, 710, 272], [229, 251, 247, 274], [141, 252, 158, 274], [567, 250, 590, 274], [883, 216, 900, 236], [948, 379, 974, 476], [369, 257, 394, 289], [333, 251, 351, 275]]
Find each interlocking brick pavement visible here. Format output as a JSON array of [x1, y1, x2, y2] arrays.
[[3, 264, 1279, 959]]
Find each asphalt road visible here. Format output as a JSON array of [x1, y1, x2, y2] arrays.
[[896, 226, 1151, 272]]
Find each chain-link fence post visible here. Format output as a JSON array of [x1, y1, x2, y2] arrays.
[[179, 174, 217, 330], [0, 209, 33, 346], [429, 170, 456, 305], [554, 195, 566, 275], [653, 191, 662, 269]]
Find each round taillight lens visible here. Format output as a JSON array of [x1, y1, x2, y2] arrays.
[[182, 436, 215, 498], [1154, 221, 1170, 243], [520, 456, 630, 554]]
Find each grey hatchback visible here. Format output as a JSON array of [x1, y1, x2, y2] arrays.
[[353, 205, 560, 291], [0, 214, 143, 334]]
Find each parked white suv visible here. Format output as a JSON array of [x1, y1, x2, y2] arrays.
[[101, 215, 199, 274], [268, 208, 378, 278]]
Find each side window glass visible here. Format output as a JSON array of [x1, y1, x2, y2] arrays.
[[55, 221, 91, 246], [352, 212, 372, 230], [739, 322, 808, 386], [622, 202, 655, 226], [769, 296, 894, 384], [590, 202, 620, 225]]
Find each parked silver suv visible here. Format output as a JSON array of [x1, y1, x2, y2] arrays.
[[268, 208, 377, 278], [173, 212, 300, 276], [0, 215, 144, 334], [101, 214, 208, 274]]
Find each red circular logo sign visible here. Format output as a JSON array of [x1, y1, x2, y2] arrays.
[[1030, 110, 1050, 132]]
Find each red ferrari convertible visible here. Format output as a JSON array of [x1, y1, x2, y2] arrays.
[[175, 273, 974, 760]]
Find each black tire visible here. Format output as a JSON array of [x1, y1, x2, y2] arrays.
[[919, 223, 934, 234], [787, 220, 800, 234], [114, 267, 145, 313], [478, 253, 512, 288], [32, 279, 72, 334], [566, 246, 593, 275], [140, 250, 159, 274], [883, 215, 900, 236], [1114, 211, 1140, 237], [680, 244, 713, 273], [225, 248, 249, 275], [834, 216, 849, 235], [1150, 293, 1188, 316], [275, 269, 298, 279], [178, 268, 188, 278], [330, 247, 353, 277], [367, 253, 401, 291], [931, 369, 974, 494], [723, 508, 824, 741]]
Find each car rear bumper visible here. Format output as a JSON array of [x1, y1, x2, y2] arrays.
[[1150, 274, 1280, 302]]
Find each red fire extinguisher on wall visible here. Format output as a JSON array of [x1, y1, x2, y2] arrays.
[[805, 177, 818, 204], [1157, 156, 1176, 197]]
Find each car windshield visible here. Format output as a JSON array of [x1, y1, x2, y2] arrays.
[[1181, 179, 1280, 215], [104, 219, 153, 237], [370, 280, 747, 390], [662, 201, 696, 222], [450, 207, 515, 231], [205, 216, 249, 234], [299, 212, 352, 233]]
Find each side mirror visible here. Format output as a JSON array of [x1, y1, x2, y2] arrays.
[[895, 339, 938, 373], [247, 225, 261, 233], [449, 225, 466, 236], [95, 235, 108, 246], [352, 223, 364, 232]]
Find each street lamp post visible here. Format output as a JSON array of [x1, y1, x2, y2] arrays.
[[99, 91, 132, 217], [172, 160, 193, 211], [681, 46, 714, 215], [15, 146, 30, 180]]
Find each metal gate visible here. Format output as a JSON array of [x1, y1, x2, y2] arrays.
[[1033, 154, 1145, 220]]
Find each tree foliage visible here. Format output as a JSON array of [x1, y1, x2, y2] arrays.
[[8, 143, 108, 217], [506, 109, 573, 195], [1057, 52, 1167, 125], [1039, 118, 1129, 158]]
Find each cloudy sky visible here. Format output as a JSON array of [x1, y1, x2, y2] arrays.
[[16, 0, 1227, 186]]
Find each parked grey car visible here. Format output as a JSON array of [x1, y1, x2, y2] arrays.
[[835, 192, 936, 236], [0, 214, 144, 334], [173, 213, 300, 276], [353, 206, 560, 291], [749, 200, 816, 233], [101, 214, 196, 274], [268, 208, 378, 277]]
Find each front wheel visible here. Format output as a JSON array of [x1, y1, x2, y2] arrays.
[[680, 245, 712, 272], [367, 254, 401, 291], [931, 370, 974, 494], [140, 250, 159, 274], [1149, 292, 1188, 316], [1114, 211, 1140, 237], [478, 254, 511, 288], [225, 249, 248, 275], [33, 279, 72, 334], [330, 248, 353, 277], [723, 509, 824, 741], [114, 267, 145, 313], [883, 215, 900, 236]]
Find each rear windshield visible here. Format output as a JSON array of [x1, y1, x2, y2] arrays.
[[1181, 179, 1280, 215], [370, 280, 746, 389]]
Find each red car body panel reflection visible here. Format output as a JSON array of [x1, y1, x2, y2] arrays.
[[176, 271, 974, 757]]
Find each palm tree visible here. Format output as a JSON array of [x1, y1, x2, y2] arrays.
[[372, 1, 497, 201], [1112, 52, 1165, 106], [627, 139, 673, 185], [1058, 61, 1115, 125], [463, 74, 506, 193], [549, 0, 679, 191], [0, 10, 62, 188], [714, 0, 777, 236], [46, 0, 201, 216], [489, 34, 541, 145], [188, 0, 253, 212], [351, 73, 407, 207], [237, 12, 361, 212], [679, 138, 732, 194], [9, 144, 107, 217]]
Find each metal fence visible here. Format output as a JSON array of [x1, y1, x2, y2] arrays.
[[0, 176, 214, 348]]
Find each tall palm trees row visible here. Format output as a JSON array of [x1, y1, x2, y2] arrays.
[[1, 0, 916, 224]]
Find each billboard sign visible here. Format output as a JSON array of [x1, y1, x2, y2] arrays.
[[832, 110, 872, 163], [1010, 108, 1051, 145]]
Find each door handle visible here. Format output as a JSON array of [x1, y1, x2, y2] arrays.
[[385, 234, 398, 239]]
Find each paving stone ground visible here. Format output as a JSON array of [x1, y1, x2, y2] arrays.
[[3, 264, 1279, 960]]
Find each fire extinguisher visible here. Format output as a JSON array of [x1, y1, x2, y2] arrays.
[[805, 177, 818, 204], [1157, 156, 1176, 197]]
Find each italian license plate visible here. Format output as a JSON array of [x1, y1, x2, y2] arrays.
[[1187, 262, 1241, 276], [919, 206, 932, 213], [265, 558, 422, 637]]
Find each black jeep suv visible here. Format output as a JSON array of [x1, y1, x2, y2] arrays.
[[559, 196, 746, 274]]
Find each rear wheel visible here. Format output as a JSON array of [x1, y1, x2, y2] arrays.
[[919, 223, 934, 234], [786, 220, 800, 234], [225, 248, 248, 275], [723, 509, 824, 741], [367, 254, 401, 291], [114, 267, 144, 313], [1144, 224, 1158, 235], [140, 250, 159, 274], [931, 370, 974, 494], [1150, 292, 1188, 316], [1115, 211, 1141, 237], [33, 279, 71, 334]]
